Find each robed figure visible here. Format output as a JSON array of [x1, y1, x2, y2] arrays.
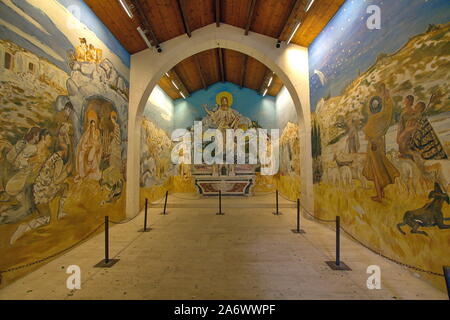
[[362, 83, 400, 202]]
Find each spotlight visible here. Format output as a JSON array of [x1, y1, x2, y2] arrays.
[[137, 26, 152, 49], [287, 20, 301, 45], [118, 0, 133, 19], [276, 40, 281, 48], [156, 44, 162, 53]]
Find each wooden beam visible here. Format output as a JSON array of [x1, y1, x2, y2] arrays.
[[130, 0, 159, 47], [218, 48, 225, 82], [215, 0, 221, 27], [278, 0, 306, 41], [259, 69, 273, 95], [239, 55, 248, 88], [244, 0, 257, 35], [194, 55, 207, 90], [169, 69, 190, 97], [177, 0, 191, 37]]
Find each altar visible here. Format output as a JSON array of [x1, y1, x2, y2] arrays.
[[192, 164, 256, 196], [188, 91, 258, 196]]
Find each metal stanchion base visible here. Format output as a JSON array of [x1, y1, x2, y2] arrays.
[[138, 228, 152, 232], [443, 266, 450, 299], [291, 229, 305, 234], [94, 259, 120, 268], [325, 261, 351, 271], [272, 212, 283, 215], [216, 212, 225, 215], [159, 212, 168, 215]]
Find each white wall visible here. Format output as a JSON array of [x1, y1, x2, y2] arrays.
[[143, 85, 175, 134], [275, 86, 298, 129]]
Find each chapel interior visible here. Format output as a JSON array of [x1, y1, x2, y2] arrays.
[[0, 0, 449, 300]]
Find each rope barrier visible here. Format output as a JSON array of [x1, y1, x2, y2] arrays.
[[0, 222, 104, 282], [339, 226, 444, 277], [251, 191, 277, 197], [278, 192, 336, 223], [278, 191, 444, 276], [109, 194, 166, 224], [1, 190, 443, 285], [169, 193, 202, 201]]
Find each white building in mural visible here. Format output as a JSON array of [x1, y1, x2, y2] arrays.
[[0, 40, 68, 91]]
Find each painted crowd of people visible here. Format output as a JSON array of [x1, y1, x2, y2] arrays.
[[0, 105, 124, 244]]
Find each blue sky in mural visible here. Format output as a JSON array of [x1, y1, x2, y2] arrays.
[[174, 82, 277, 130], [57, 0, 130, 68], [0, 0, 130, 74], [0, 0, 73, 73], [309, 0, 450, 112]]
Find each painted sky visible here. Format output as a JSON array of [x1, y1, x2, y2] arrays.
[[0, 0, 130, 75], [309, 0, 450, 112], [174, 82, 277, 130]]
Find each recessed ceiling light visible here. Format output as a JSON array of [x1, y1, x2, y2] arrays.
[[267, 76, 273, 87], [305, 0, 315, 12], [262, 88, 268, 97], [287, 20, 301, 45], [118, 0, 133, 19], [171, 80, 179, 90], [180, 91, 186, 99]]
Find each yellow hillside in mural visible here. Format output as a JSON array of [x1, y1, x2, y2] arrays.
[[312, 23, 450, 291]]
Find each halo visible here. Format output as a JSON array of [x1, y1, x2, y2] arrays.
[[216, 91, 233, 107]]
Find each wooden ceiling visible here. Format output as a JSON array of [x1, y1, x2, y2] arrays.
[[158, 48, 283, 99], [85, 0, 345, 98]]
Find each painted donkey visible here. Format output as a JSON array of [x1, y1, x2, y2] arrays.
[[397, 183, 450, 236]]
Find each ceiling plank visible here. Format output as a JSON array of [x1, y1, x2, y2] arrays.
[[244, 0, 257, 35], [183, 0, 215, 32], [268, 75, 283, 96], [215, 0, 221, 27], [177, 0, 191, 37], [250, 0, 295, 39], [194, 55, 207, 90], [259, 69, 274, 95], [158, 75, 181, 99], [278, 0, 306, 40], [292, 0, 345, 46], [169, 69, 190, 97], [130, 0, 160, 47]]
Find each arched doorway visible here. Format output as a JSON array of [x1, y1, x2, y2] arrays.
[[126, 24, 313, 217]]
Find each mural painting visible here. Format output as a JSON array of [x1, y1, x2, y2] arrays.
[[309, 0, 450, 290], [276, 121, 301, 200], [140, 116, 180, 206], [166, 82, 284, 196], [0, 0, 129, 287]]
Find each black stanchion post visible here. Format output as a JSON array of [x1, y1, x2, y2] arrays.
[[144, 198, 148, 231], [161, 191, 168, 215], [216, 190, 224, 215], [444, 266, 450, 299], [272, 190, 282, 215], [325, 215, 350, 271], [291, 198, 305, 234], [105, 215, 109, 263], [336, 216, 340, 266], [95, 216, 119, 268], [140, 198, 150, 232]]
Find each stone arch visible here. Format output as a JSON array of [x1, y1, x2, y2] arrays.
[[127, 24, 313, 217]]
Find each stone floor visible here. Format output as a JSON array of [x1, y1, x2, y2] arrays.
[[0, 193, 446, 300]]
